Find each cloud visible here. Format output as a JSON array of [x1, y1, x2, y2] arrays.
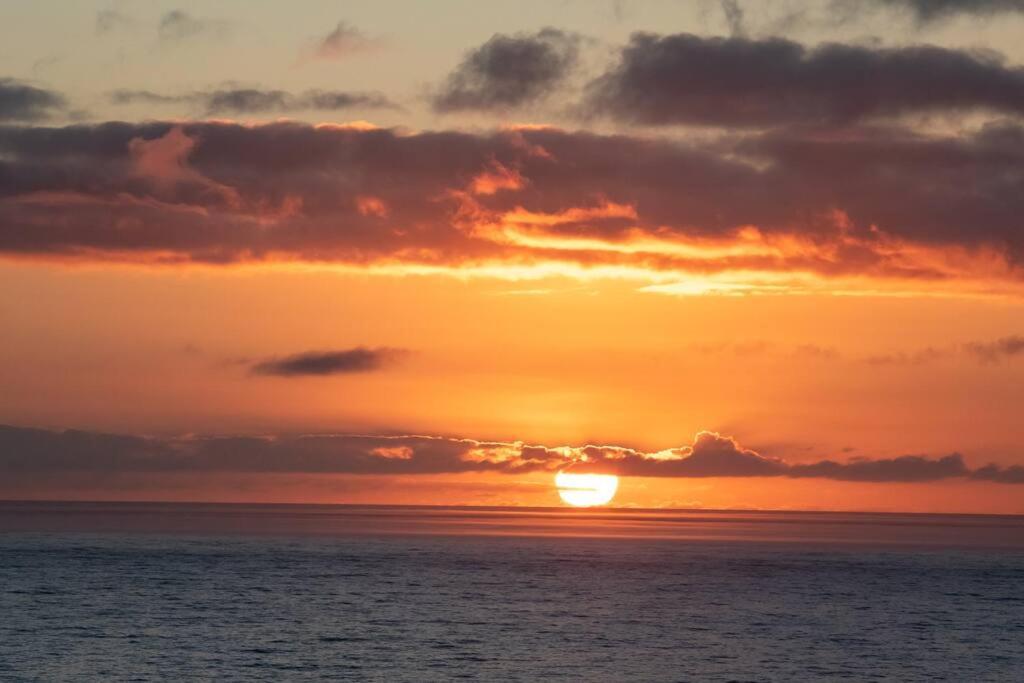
[[0, 120, 1023, 292], [720, 0, 746, 36], [865, 347, 950, 366], [861, 335, 1024, 365], [108, 90, 181, 106], [618, 432, 787, 477], [0, 425, 552, 477], [868, 0, 1024, 23], [96, 9, 133, 34], [311, 21, 380, 60], [793, 344, 841, 360], [302, 91, 398, 111], [110, 88, 398, 114], [972, 463, 1024, 483], [250, 348, 406, 376], [788, 453, 970, 481], [0, 79, 67, 122], [1, 424, 1020, 486], [158, 9, 225, 42], [963, 335, 1024, 364], [125, 125, 240, 207], [585, 32, 1024, 127], [433, 28, 580, 112]]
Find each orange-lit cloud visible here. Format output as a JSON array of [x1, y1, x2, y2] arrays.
[[1, 121, 1023, 296], [129, 125, 241, 208], [469, 160, 525, 195], [355, 195, 390, 217]]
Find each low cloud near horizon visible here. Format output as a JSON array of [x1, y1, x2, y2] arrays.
[[1, 424, 1020, 485], [250, 348, 407, 376]]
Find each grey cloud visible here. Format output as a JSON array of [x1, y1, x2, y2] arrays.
[[789, 453, 970, 481], [972, 463, 1024, 483], [585, 32, 1024, 127], [0, 425, 553, 477], [621, 432, 786, 477], [963, 336, 1024, 364], [158, 10, 225, 42], [205, 89, 291, 114], [870, 0, 1024, 23], [535, 434, 1024, 483], [433, 28, 580, 112], [0, 79, 67, 122], [250, 348, 406, 377], [2, 424, 1020, 484], [96, 9, 132, 34], [110, 88, 399, 114], [721, 0, 746, 37], [312, 21, 379, 60], [862, 336, 1024, 366], [302, 90, 397, 111], [109, 90, 183, 106]]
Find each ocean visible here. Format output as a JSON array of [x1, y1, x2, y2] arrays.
[[1, 502, 1023, 681]]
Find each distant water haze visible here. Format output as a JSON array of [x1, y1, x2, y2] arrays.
[[3, 501, 1024, 550]]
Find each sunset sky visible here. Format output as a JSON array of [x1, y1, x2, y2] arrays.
[[2, 0, 1024, 512]]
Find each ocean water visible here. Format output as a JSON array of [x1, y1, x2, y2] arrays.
[[1, 503, 1023, 681]]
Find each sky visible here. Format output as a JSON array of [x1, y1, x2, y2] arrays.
[[2, 0, 1024, 512]]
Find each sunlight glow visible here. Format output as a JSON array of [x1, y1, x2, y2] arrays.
[[555, 472, 619, 507]]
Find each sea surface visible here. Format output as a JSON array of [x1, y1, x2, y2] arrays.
[[1, 502, 1023, 681]]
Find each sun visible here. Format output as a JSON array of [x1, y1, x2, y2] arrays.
[[555, 472, 619, 507]]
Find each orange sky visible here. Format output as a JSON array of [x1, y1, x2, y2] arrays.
[[2, 2, 1024, 512], [2, 260, 1023, 512]]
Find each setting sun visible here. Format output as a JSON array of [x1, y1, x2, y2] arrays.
[[555, 472, 619, 507]]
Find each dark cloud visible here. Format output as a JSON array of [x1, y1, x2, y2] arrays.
[[433, 28, 580, 112], [963, 336, 1024, 364], [0, 120, 1023, 281], [972, 463, 1024, 483], [0, 79, 67, 122], [158, 10, 224, 42], [0, 424, 554, 477], [560, 436, 986, 482], [618, 432, 787, 477], [250, 348, 405, 376], [789, 453, 970, 481], [110, 88, 398, 114], [733, 124, 1024, 255], [585, 32, 1024, 127], [1, 424, 1019, 485], [871, 0, 1024, 23]]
